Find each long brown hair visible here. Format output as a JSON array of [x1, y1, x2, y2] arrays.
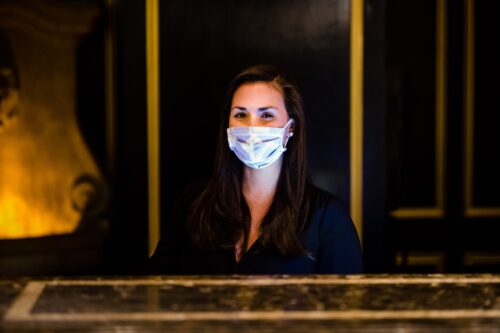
[[187, 64, 310, 256]]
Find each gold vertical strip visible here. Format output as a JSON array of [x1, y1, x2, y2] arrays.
[[464, 0, 474, 214], [436, 0, 447, 213], [350, 0, 363, 240], [146, 0, 160, 256], [389, 0, 447, 219], [105, 0, 116, 174]]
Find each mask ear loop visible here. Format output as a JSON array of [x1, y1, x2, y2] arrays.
[[283, 118, 295, 148]]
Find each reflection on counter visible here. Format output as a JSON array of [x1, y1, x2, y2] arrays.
[[2, 275, 500, 332]]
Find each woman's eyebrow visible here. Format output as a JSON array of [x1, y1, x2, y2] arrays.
[[231, 106, 278, 111], [258, 106, 278, 111], [231, 106, 246, 111]]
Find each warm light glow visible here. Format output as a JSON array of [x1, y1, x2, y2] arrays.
[[0, 121, 96, 238], [0, 2, 102, 239], [0, 192, 76, 238]]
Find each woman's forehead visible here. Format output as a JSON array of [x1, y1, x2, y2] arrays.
[[231, 82, 285, 109]]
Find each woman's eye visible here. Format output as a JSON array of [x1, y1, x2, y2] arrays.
[[234, 112, 246, 119], [261, 113, 274, 119]]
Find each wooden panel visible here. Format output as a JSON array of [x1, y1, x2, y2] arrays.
[[464, 0, 500, 217], [387, 0, 446, 217], [470, 0, 500, 208]]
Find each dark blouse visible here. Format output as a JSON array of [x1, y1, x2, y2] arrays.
[[147, 184, 363, 275]]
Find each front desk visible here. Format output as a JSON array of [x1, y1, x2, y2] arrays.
[[2, 275, 500, 332]]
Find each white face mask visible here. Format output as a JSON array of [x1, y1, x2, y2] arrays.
[[227, 119, 294, 169]]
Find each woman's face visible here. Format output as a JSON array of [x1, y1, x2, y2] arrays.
[[229, 82, 289, 128]]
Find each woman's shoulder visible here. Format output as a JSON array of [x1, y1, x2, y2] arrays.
[[305, 183, 363, 274], [304, 183, 355, 234]]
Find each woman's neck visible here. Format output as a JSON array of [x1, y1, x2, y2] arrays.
[[237, 158, 282, 259], [242, 157, 282, 201]]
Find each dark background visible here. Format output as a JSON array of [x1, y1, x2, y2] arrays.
[[159, 0, 352, 251], [2, 0, 500, 275]]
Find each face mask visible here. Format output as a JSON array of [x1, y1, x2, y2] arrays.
[[227, 119, 294, 169]]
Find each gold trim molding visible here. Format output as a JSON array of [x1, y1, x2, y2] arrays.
[[146, 0, 160, 256], [350, 0, 363, 241], [463, 251, 500, 266], [395, 251, 444, 272], [390, 208, 444, 219], [390, 0, 447, 220], [463, 0, 500, 218]]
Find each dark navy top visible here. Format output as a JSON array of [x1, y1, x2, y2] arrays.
[[147, 184, 363, 275]]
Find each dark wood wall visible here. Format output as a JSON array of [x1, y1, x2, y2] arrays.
[[159, 0, 353, 227], [107, 0, 500, 274], [111, 0, 149, 273], [3, 0, 500, 275], [385, 0, 500, 273]]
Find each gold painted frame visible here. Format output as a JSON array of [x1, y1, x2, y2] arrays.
[[146, 0, 160, 256], [350, 0, 364, 240]]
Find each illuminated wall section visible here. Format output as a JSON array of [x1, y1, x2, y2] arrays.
[[0, 1, 102, 239]]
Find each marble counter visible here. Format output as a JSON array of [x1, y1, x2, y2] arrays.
[[2, 275, 500, 332]]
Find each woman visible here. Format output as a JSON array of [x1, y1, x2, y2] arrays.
[[148, 65, 363, 274]]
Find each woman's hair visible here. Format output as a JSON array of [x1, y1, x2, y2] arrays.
[[186, 64, 310, 256]]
